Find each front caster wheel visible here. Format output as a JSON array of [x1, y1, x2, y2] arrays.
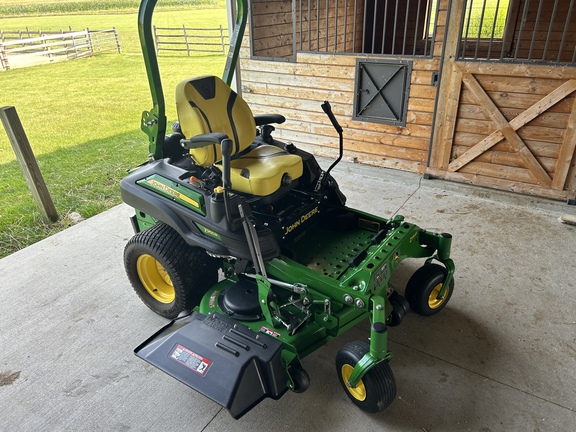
[[335, 341, 396, 413], [124, 222, 220, 319], [405, 263, 454, 316]]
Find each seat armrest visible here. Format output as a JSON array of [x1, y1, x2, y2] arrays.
[[254, 114, 286, 126], [181, 132, 229, 149]]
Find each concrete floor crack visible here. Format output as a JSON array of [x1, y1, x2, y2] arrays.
[[200, 407, 224, 431]]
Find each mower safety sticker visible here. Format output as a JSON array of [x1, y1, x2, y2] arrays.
[[374, 263, 388, 288], [209, 290, 220, 309], [170, 344, 211, 376], [259, 326, 281, 339]]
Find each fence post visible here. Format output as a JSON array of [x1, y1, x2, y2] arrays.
[[220, 24, 226, 54], [86, 27, 94, 54], [183, 24, 190, 56], [0, 106, 59, 222], [153, 25, 159, 55], [71, 35, 78, 58], [112, 27, 121, 53], [0, 44, 9, 70], [43, 34, 51, 59], [183, 25, 188, 56]]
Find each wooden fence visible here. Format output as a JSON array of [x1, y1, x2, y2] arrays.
[[1, 26, 76, 42], [0, 28, 121, 71], [153, 25, 228, 55]]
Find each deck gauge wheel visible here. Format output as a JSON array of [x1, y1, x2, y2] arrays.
[[335, 341, 396, 413], [405, 263, 454, 316], [288, 366, 310, 393]]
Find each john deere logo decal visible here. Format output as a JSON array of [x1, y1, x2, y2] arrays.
[[284, 206, 319, 236], [146, 179, 199, 208], [137, 174, 205, 215]]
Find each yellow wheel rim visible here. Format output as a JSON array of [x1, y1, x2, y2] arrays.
[[136, 254, 175, 304], [428, 283, 448, 309], [341, 364, 367, 401]]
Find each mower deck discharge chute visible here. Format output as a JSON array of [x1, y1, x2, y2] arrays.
[[135, 312, 287, 419], [122, 0, 455, 419]]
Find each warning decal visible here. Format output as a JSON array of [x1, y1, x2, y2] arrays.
[[259, 326, 281, 339], [170, 344, 212, 376]]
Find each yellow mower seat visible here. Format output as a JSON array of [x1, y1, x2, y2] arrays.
[[176, 75, 302, 196]]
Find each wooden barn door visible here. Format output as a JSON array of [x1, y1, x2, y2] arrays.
[[429, 62, 576, 201], [427, 1, 576, 202]]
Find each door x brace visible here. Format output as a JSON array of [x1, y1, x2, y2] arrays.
[[448, 73, 576, 187]]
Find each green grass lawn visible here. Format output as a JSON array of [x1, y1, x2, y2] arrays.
[[0, 0, 219, 16], [0, 4, 227, 257]]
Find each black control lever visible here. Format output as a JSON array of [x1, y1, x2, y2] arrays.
[[221, 138, 233, 224], [321, 101, 343, 134], [315, 101, 344, 192]]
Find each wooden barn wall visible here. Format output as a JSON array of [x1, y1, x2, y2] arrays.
[[242, 0, 448, 173], [251, 0, 293, 58], [241, 54, 439, 172], [243, 0, 576, 200], [296, 0, 363, 53]]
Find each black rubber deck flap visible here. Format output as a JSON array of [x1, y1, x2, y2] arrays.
[[135, 312, 287, 419]]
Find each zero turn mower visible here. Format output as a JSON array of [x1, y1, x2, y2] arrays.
[[121, 0, 455, 419]]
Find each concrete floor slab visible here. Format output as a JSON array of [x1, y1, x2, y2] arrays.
[[1, 161, 575, 431]]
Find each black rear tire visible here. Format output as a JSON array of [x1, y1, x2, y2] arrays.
[[335, 341, 396, 413], [124, 223, 220, 319]]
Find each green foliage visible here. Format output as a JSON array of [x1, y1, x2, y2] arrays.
[[0, 0, 219, 16], [0, 8, 228, 54], [428, 0, 510, 39], [0, 7, 227, 257], [0, 130, 143, 257], [463, 0, 510, 39]]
